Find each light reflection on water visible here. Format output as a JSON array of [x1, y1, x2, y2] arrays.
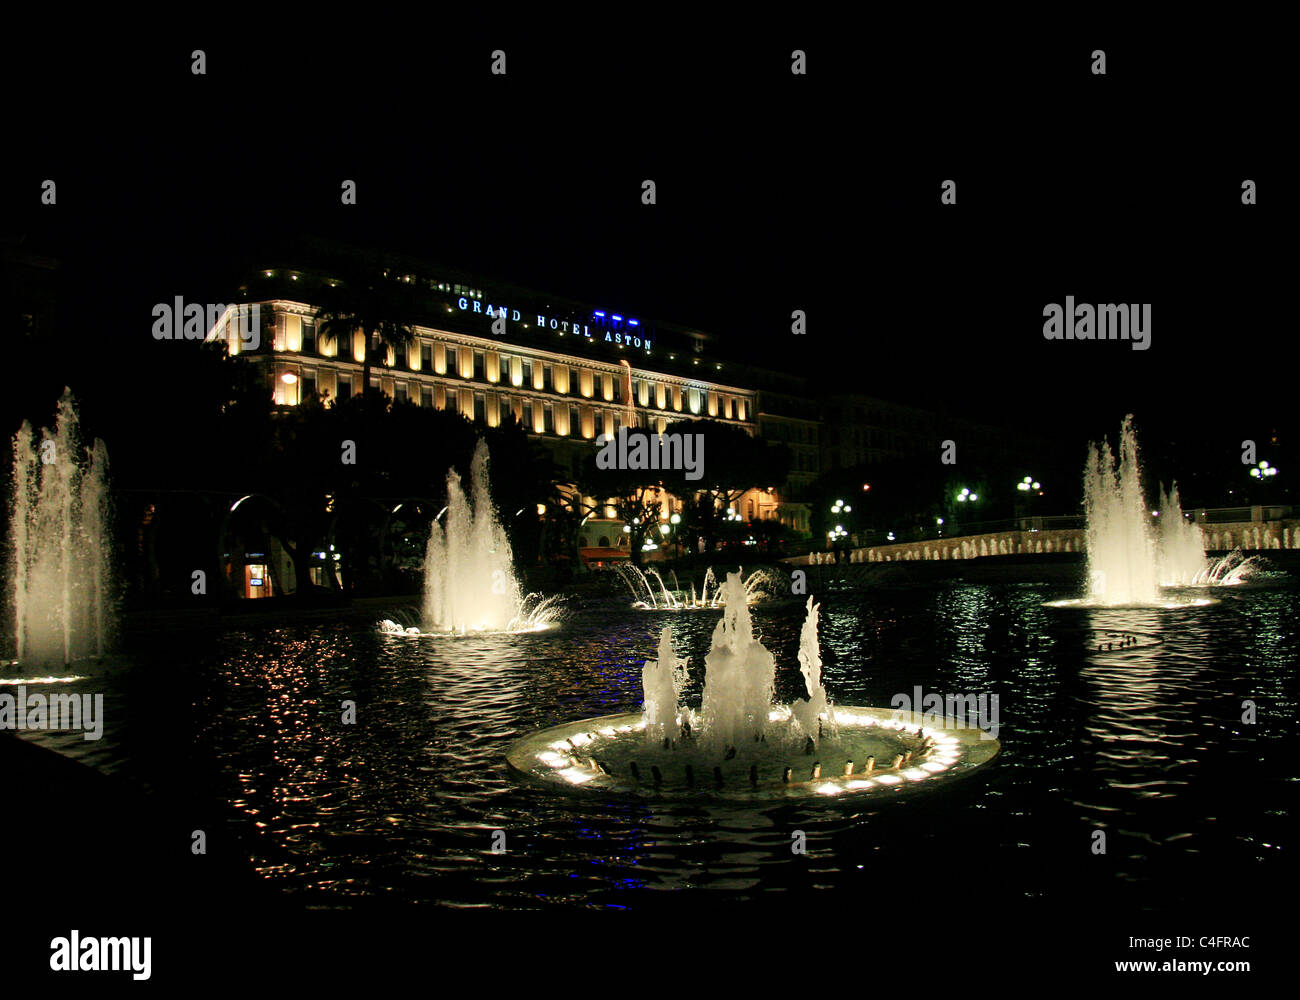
[[12, 581, 1297, 912]]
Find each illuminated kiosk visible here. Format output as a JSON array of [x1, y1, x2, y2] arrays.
[[507, 574, 999, 800]]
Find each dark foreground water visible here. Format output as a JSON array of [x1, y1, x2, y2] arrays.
[[13, 579, 1298, 920]]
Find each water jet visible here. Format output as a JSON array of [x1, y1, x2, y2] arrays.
[[379, 441, 559, 635], [7, 390, 113, 667], [507, 575, 1000, 800]]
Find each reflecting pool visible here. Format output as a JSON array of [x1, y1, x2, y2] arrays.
[[12, 578, 1296, 915]]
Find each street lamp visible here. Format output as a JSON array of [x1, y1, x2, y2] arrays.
[[830, 497, 854, 545], [1250, 461, 1278, 479]]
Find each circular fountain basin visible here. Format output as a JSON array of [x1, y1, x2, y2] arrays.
[[379, 619, 556, 637], [1044, 597, 1217, 610], [631, 602, 724, 612], [506, 706, 999, 801], [0, 672, 88, 684]]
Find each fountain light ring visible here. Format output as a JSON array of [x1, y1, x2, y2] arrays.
[[506, 706, 999, 802], [378, 620, 558, 637], [1043, 596, 1218, 610]]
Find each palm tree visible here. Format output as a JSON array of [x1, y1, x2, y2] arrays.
[[316, 273, 421, 399]]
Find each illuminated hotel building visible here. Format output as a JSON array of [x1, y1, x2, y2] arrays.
[[206, 247, 787, 556]]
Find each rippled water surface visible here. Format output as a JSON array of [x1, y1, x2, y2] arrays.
[[18, 580, 1298, 913]]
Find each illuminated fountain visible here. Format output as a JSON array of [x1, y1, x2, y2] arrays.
[[1050, 416, 1220, 609], [1155, 484, 1267, 586], [379, 441, 558, 635], [507, 572, 999, 800], [7, 389, 112, 668], [615, 564, 777, 609], [1082, 415, 1161, 605]]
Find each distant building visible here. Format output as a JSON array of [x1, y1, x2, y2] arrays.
[[1, 235, 60, 346]]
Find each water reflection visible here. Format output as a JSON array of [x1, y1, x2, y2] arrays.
[[11, 581, 1296, 913]]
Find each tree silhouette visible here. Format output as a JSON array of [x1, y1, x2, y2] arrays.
[[316, 272, 421, 398], [659, 419, 791, 552]]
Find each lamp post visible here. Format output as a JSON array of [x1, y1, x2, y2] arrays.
[[953, 486, 980, 534], [668, 512, 681, 558], [830, 498, 853, 548], [1015, 475, 1044, 527]]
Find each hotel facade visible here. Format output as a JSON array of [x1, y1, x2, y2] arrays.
[[206, 250, 791, 563]]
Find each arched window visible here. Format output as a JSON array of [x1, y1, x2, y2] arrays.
[[598, 536, 609, 548]]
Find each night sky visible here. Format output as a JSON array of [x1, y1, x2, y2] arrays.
[[3, 28, 1290, 461], [0, 24, 1294, 982]]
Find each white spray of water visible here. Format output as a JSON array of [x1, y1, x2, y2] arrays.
[[1077, 418, 1270, 606], [790, 597, 833, 737], [420, 441, 555, 632], [1155, 482, 1208, 585], [9, 389, 112, 665], [642, 625, 688, 743], [642, 576, 838, 750], [1083, 416, 1160, 605], [699, 573, 776, 746], [615, 563, 776, 609], [1155, 484, 1267, 586]]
